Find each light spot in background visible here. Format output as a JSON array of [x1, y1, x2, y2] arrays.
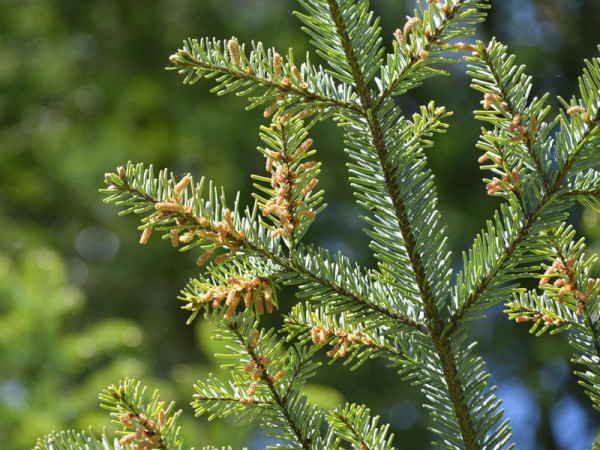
[[539, 358, 569, 392], [0, 254, 9, 275], [550, 395, 593, 449], [468, 303, 503, 345], [172, 363, 193, 384], [75, 225, 120, 261], [303, 384, 345, 411], [496, 380, 540, 449], [76, 336, 96, 359], [121, 326, 142, 348], [59, 286, 84, 311], [67, 257, 88, 286], [497, 0, 559, 48], [66, 32, 96, 62], [0, 39, 23, 83], [583, 209, 598, 228], [508, 0, 544, 42], [0, 379, 28, 409], [120, 358, 145, 379], [36, 248, 58, 271], [250, 431, 284, 449], [388, 399, 419, 430], [320, 237, 355, 260]]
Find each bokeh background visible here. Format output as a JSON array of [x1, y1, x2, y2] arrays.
[[2, 0, 600, 448]]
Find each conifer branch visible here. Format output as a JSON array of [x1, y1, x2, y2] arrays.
[[226, 319, 313, 449], [503, 223, 600, 411], [99, 378, 184, 449], [504, 226, 587, 335], [409, 101, 452, 150], [556, 105, 600, 178], [563, 188, 600, 198], [468, 40, 551, 185], [193, 395, 273, 407], [452, 46, 600, 328], [321, 2, 491, 447], [108, 397, 169, 449], [73, 2, 600, 448], [35, 429, 113, 450], [574, 307, 600, 412], [192, 316, 326, 447], [376, 0, 489, 104], [327, 403, 394, 450], [169, 38, 360, 114], [282, 247, 426, 330], [284, 303, 408, 368], [252, 115, 326, 246], [297, 0, 383, 87], [103, 163, 426, 331], [324, 0, 441, 320]]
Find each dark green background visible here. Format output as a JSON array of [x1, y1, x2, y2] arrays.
[[1, 0, 599, 448]]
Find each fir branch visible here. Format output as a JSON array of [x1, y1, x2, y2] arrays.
[[505, 225, 591, 323], [227, 320, 313, 448], [555, 105, 600, 196], [506, 291, 578, 336], [505, 291, 578, 336], [453, 47, 600, 328], [192, 316, 324, 448], [284, 302, 408, 369], [282, 245, 427, 330], [503, 222, 600, 411], [572, 309, 600, 412], [409, 101, 452, 150], [169, 38, 360, 113], [325, 1, 446, 319], [376, 0, 489, 104], [402, 329, 510, 449], [562, 168, 600, 211], [35, 429, 115, 450], [327, 403, 394, 450], [182, 231, 427, 330], [99, 378, 184, 449], [181, 257, 280, 321], [88, 2, 600, 448], [193, 395, 273, 407], [555, 48, 600, 177], [192, 373, 269, 422], [103, 163, 426, 331], [252, 115, 326, 246], [466, 39, 553, 186], [321, 2, 494, 447], [288, 321, 408, 367], [296, 0, 383, 88]]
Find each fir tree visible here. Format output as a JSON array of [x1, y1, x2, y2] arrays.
[[37, 0, 600, 448]]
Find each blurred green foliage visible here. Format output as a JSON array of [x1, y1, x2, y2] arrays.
[[1, 0, 600, 448], [0, 246, 143, 448]]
